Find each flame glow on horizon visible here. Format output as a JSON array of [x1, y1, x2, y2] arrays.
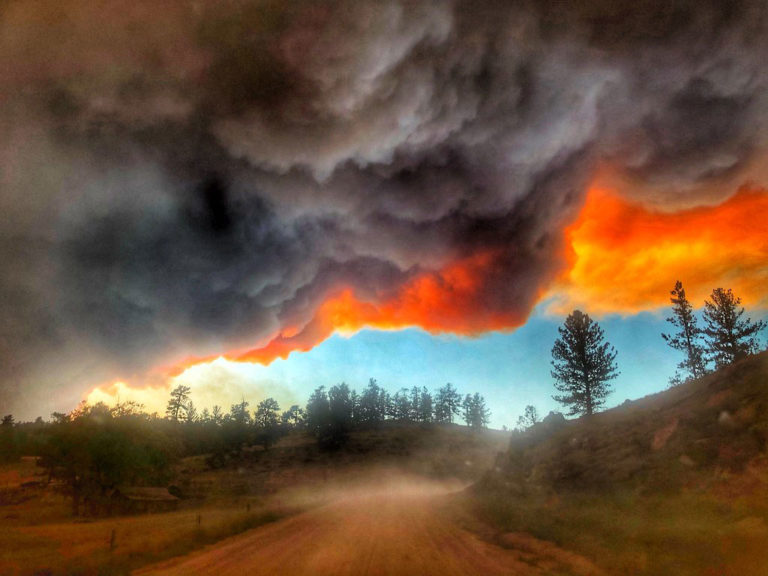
[[85, 186, 768, 410]]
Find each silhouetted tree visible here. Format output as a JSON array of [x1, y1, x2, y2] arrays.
[[229, 399, 250, 425], [551, 310, 619, 417], [112, 399, 145, 418], [328, 384, 352, 425], [185, 400, 198, 423], [350, 390, 361, 423], [254, 398, 281, 449], [418, 387, 433, 422], [359, 378, 388, 426], [200, 407, 211, 423], [391, 388, 412, 421], [0, 415, 17, 463], [305, 385, 352, 449], [211, 405, 224, 425], [281, 405, 305, 429], [662, 281, 707, 385], [51, 412, 69, 424], [254, 398, 280, 428], [166, 385, 191, 422], [702, 288, 766, 368], [516, 405, 539, 430], [434, 383, 461, 423], [327, 383, 353, 445], [462, 393, 490, 429], [40, 404, 173, 516], [306, 386, 330, 437]]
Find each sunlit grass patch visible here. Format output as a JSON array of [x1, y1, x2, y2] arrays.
[[1, 501, 286, 576]]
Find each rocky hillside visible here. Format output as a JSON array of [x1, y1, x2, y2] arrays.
[[493, 351, 768, 494]]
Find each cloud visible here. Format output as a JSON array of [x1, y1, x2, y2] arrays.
[[87, 359, 301, 416], [1, 0, 767, 417], [549, 186, 768, 315]]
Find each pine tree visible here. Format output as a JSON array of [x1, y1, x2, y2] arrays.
[[551, 310, 619, 417], [305, 386, 330, 437], [461, 393, 490, 429], [359, 379, 387, 425], [391, 388, 412, 421], [254, 398, 280, 428], [254, 397, 282, 449], [702, 288, 766, 368], [434, 383, 461, 423], [184, 400, 198, 423], [516, 405, 539, 430], [662, 281, 707, 385], [230, 399, 250, 425], [211, 405, 224, 424], [165, 384, 191, 422], [419, 387, 433, 422]]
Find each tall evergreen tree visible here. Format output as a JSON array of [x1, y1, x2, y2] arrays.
[[359, 379, 387, 425], [230, 399, 251, 425], [305, 386, 330, 437], [551, 310, 619, 417], [165, 384, 191, 422], [462, 393, 490, 429], [418, 387, 433, 423], [184, 400, 198, 423], [391, 388, 412, 421], [254, 398, 280, 428], [662, 281, 707, 385], [702, 288, 766, 368], [0, 415, 17, 463], [211, 405, 224, 425], [328, 383, 353, 431], [254, 397, 281, 449], [434, 383, 461, 423], [281, 405, 305, 428]]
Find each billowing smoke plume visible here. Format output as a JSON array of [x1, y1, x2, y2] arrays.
[[1, 0, 767, 416]]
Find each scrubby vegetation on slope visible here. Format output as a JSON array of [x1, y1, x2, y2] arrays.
[[472, 352, 768, 575]]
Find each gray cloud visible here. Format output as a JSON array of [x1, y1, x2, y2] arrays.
[[1, 0, 766, 417]]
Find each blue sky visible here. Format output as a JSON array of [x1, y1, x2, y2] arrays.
[[225, 306, 682, 429], [94, 302, 766, 428]]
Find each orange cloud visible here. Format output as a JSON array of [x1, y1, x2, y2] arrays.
[[163, 249, 531, 377], [550, 186, 768, 315], [85, 185, 768, 405]]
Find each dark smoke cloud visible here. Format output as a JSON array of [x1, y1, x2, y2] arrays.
[[1, 0, 767, 417]]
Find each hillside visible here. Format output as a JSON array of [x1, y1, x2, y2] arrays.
[[471, 352, 768, 575], [493, 351, 768, 492], [175, 422, 511, 503]]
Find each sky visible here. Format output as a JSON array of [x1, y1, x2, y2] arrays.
[[1, 0, 767, 423]]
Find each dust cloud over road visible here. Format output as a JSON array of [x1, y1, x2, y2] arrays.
[[135, 478, 556, 576]]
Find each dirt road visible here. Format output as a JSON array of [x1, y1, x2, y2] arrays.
[[135, 481, 597, 576]]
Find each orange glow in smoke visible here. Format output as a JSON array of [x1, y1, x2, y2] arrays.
[[552, 186, 768, 314], [85, 185, 768, 404], [165, 250, 528, 375]]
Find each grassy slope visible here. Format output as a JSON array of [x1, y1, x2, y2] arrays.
[[471, 352, 768, 576]]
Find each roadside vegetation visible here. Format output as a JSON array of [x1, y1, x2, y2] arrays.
[[472, 352, 768, 575]]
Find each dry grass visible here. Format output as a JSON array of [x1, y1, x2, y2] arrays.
[[470, 485, 768, 576], [471, 352, 768, 575], [0, 423, 508, 575], [0, 491, 287, 576]]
